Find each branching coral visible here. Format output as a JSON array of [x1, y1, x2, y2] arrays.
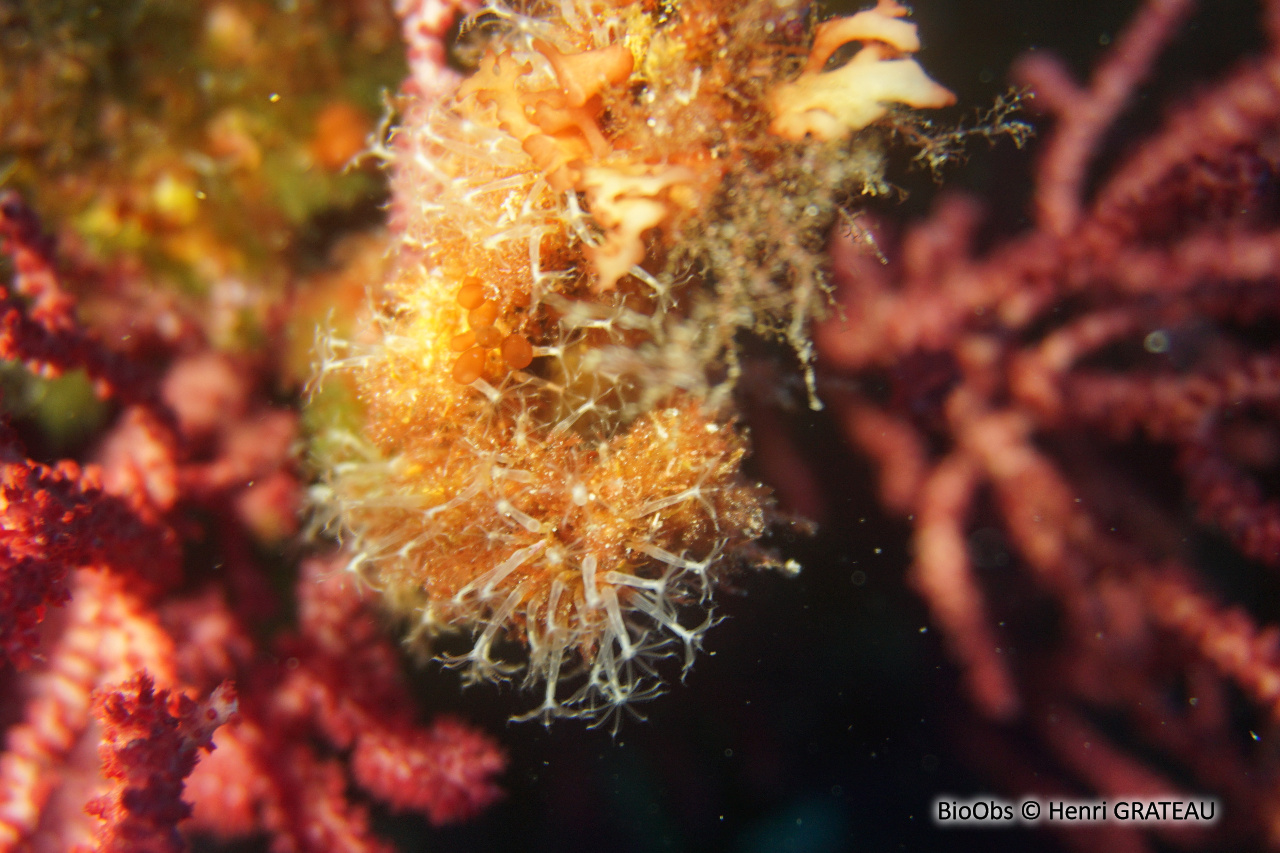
[[86, 673, 237, 853], [809, 0, 1280, 845], [0, 190, 506, 851], [312, 0, 960, 722]]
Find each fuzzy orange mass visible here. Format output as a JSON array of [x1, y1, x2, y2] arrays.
[[311, 0, 954, 722]]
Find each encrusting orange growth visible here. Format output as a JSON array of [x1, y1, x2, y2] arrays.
[[311, 0, 956, 722], [769, 0, 956, 141]]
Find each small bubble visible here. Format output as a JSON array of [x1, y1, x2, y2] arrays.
[[851, 570, 866, 586], [1144, 330, 1170, 353]]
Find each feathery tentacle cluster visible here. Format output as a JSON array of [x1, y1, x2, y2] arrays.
[[312, 0, 956, 721]]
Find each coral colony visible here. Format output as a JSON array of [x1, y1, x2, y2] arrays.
[[0, 0, 961, 847], [0, 187, 506, 851], [310, 0, 958, 723], [810, 0, 1280, 848], [2, 0, 1279, 849]]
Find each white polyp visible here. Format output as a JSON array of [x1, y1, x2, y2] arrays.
[[470, 540, 546, 599], [496, 497, 543, 533], [601, 586, 635, 661], [602, 570, 666, 593], [545, 578, 565, 636], [628, 486, 704, 519], [581, 555, 600, 607], [633, 542, 710, 575], [628, 592, 708, 671], [470, 580, 529, 672], [468, 378, 501, 401]]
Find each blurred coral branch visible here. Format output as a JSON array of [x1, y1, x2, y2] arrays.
[[1, 190, 159, 402], [813, 0, 1280, 847], [86, 673, 237, 853], [0, 176, 503, 853], [1, 1, 504, 850]]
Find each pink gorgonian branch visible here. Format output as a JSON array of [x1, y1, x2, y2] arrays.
[[84, 673, 238, 853]]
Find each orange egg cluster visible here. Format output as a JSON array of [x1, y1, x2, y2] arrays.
[[448, 277, 535, 384]]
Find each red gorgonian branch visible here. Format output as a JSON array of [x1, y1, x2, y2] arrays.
[[84, 674, 237, 853]]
